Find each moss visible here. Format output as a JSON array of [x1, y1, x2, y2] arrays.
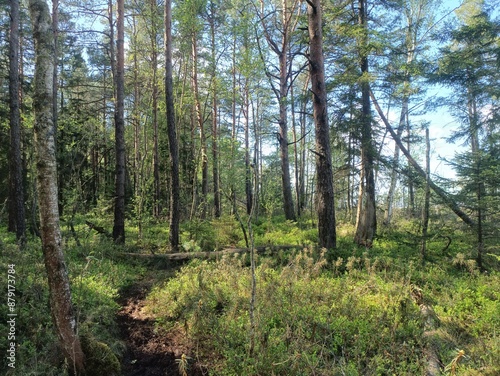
[[80, 334, 121, 376]]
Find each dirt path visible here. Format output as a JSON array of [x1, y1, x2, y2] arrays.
[[116, 277, 207, 376]]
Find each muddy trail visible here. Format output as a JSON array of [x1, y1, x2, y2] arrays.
[[116, 275, 207, 376]]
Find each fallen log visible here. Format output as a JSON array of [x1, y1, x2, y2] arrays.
[[85, 221, 112, 238], [411, 284, 442, 376], [369, 88, 476, 229], [122, 244, 307, 261]]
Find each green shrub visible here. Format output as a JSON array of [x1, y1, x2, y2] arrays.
[[145, 249, 427, 375]]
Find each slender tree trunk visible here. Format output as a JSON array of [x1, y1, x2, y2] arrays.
[[384, 100, 407, 225], [385, 34, 414, 222], [421, 127, 430, 260], [8, 0, 25, 243], [152, 52, 160, 218], [191, 33, 208, 219], [469, 94, 484, 269], [132, 15, 140, 199], [230, 34, 238, 215], [209, 1, 221, 218], [354, 0, 377, 247], [113, 0, 126, 243], [165, 0, 180, 251], [252, 99, 261, 219], [278, 44, 296, 221], [258, 0, 297, 221], [299, 77, 309, 215], [243, 81, 253, 215], [29, 0, 85, 373], [308, 0, 336, 249], [291, 81, 300, 217], [406, 116, 415, 216]]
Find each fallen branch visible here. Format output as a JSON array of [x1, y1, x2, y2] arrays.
[[85, 221, 112, 238], [122, 245, 307, 261]]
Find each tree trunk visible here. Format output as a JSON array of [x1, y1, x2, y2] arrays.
[[291, 80, 301, 217], [384, 100, 407, 225], [259, 0, 297, 221], [469, 93, 484, 269], [191, 33, 208, 219], [354, 0, 377, 247], [278, 45, 296, 221], [150, 0, 161, 218], [243, 81, 253, 215], [165, 0, 180, 251], [421, 127, 430, 260], [230, 33, 238, 216], [113, 0, 126, 244], [28, 0, 85, 373], [308, 0, 336, 249], [8, 0, 26, 243], [209, 1, 221, 218]]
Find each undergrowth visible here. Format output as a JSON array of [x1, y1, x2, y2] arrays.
[[0, 232, 144, 375], [145, 242, 499, 375], [0, 215, 498, 375]]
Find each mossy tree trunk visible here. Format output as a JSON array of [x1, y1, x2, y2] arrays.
[[28, 0, 85, 373]]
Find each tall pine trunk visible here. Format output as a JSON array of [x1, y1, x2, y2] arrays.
[[209, 1, 221, 218], [113, 0, 126, 243], [191, 33, 208, 218], [8, 0, 25, 243], [165, 0, 180, 251], [308, 0, 336, 249], [354, 0, 377, 247], [29, 0, 85, 372]]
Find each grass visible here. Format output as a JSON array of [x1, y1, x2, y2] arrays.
[[144, 221, 500, 375], [0, 228, 145, 375], [0, 214, 498, 375]]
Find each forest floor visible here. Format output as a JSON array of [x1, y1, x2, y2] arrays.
[[116, 272, 207, 376]]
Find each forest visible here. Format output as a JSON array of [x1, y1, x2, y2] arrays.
[[0, 0, 499, 375]]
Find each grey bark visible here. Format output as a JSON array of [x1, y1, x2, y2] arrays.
[[29, 0, 85, 372], [8, 0, 26, 243]]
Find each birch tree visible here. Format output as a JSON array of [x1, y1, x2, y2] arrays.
[[29, 0, 85, 372]]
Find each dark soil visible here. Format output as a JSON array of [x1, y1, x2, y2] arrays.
[[116, 278, 208, 376]]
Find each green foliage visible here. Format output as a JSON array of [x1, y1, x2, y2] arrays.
[[0, 229, 143, 375], [146, 248, 426, 375]]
